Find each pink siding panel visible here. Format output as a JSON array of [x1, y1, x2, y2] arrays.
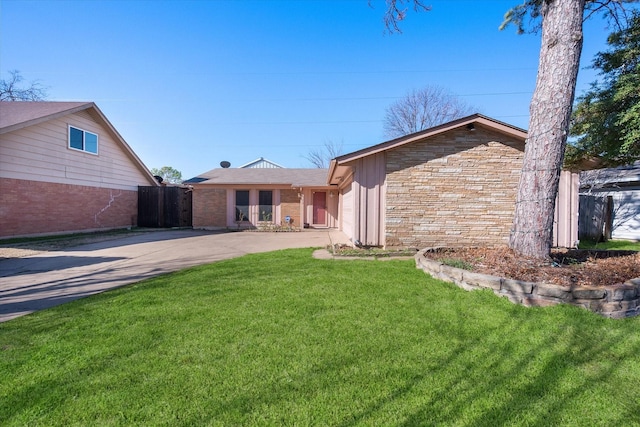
[[553, 171, 580, 248]]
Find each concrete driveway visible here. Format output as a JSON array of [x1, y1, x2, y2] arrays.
[[0, 229, 348, 323]]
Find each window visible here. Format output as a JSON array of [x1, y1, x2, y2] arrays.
[[69, 126, 98, 154], [259, 191, 273, 221], [235, 190, 249, 222]]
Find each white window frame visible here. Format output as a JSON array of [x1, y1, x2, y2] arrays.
[[68, 125, 99, 155]]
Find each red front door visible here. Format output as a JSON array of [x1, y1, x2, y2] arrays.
[[313, 192, 327, 225]]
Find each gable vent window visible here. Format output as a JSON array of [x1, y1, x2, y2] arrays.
[[69, 126, 98, 154]]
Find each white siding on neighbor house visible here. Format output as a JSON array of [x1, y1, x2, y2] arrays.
[[0, 110, 151, 191], [611, 191, 640, 240]]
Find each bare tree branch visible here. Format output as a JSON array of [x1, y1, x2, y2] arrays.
[[304, 140, 344, 168], [369, 0, 432, 33], [0, 70, 48, 101], [383, 85, 476, 138]]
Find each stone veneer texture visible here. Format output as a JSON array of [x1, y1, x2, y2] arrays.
[[385, 128, 524, 249]]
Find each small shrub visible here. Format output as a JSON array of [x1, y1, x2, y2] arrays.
[[440, 258, 473, 271]]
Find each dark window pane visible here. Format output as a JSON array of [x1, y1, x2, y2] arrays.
[[69, 127, 83, 150], [259, 190, 272, 221], [235, 190, 249, 221]]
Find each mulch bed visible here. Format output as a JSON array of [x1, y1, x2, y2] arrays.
[[422, 247, 640, 287]]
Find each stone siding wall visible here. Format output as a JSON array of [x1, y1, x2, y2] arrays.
[[192, 188, 227, 228], [385, 128, 524, 248], [416, 250, 640, 319], [0, 178, 137, 238], [279, 189, 300, 228]]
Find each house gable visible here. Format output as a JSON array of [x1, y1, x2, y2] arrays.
[[0, 102, 157, 190], [329, 114, 528, 248]]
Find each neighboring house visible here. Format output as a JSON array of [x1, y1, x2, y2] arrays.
[[327, 114, 579, 249], [579, 162, 640, 241], [0, 101, 158, 238], [185, 168, 338, 230], [239, 157, 284, 169]]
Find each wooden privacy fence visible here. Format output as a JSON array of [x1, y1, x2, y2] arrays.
[[578, 194, 608, 241], [138, 186, 192, 228], [553, 171, 580, 248]]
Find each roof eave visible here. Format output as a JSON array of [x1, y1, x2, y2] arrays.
[[334, 114, 527, 166], [0, 102, 94, 135]]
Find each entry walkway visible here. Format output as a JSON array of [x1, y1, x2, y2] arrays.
[[0, 229, 349, 323]]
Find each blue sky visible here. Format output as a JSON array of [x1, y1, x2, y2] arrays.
[[0, 0, 620, 179]]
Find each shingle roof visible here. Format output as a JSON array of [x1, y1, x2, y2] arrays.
[[0, 101, 92, 133], [185, 168, 329, 187]]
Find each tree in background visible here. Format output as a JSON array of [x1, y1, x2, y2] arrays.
[[567, 11, 640, 168], [305, 140, 344, 168], [383, 85, 475, 138], [380, 0, 635, 259], [150, 166, 183, 184], [0, 70, 47, 101]]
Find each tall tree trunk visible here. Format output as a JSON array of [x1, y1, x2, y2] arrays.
[[509, 0, 585, 259]]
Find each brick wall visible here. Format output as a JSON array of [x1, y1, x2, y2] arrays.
[[384, 128, 524, 248], [192, 188, 227, 228], [0, 178, 137, 238], [279, 189, 300, 227]]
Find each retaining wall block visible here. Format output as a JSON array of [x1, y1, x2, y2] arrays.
[[521, 297, 561, 308], [440, 265, 464, 282], [417, 258, 442, 275], [602, 310, 631, 320], [611, 285, 638, 302], [572, 288, 607, 300], [462, 270, 502, 290], [583, 300, 609, 313], [501, 279, 534, 294], [458, 282, 482, 292], [535, 283, 573, 301]]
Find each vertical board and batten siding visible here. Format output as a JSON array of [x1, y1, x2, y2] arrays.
[[339, 182, 355, 241], [351, 153, 386, 246], [0, 110, 151, 190], [553, 170, 580, 247]]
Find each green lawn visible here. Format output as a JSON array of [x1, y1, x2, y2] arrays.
[[579, 239, 640, 251], [2, 249, 640, 426]]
